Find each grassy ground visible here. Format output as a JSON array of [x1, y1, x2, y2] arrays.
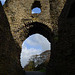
[[38, 69, 46, 72]]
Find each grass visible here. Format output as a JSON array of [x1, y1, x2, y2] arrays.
[[38, 69, 46, 72]]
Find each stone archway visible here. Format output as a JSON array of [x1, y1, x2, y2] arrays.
[[20, 22, 53, 43], [19, 22, 54, 73], [0, 0, 70, 74]]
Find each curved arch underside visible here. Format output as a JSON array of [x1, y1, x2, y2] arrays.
[[1, 0, 74, 75], [27, 22, 54, 42]]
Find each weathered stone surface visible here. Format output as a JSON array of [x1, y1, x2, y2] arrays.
[[3, 0, 52, 47], [3, 0, 66, 46], [0, 2, 24, 75], [50, 0, 66, 35], [47, 0, 75, 75], [0, 0, 75, 75]]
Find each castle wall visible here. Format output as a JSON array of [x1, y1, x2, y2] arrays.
[[0, 2, 24, 75], [0, 0, 75, 75], [3, 0, 52, 47], [47, 0, 75, 75]]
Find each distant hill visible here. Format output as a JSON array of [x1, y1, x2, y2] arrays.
[[24, 50, 51, 71], [40, 50, 51, 63]]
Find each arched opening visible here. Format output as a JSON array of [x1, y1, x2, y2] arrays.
[[27, 22, 53, 42], [20, 33, 51, 72], [31, 1, 41, 14], [32, 7, 41, 14], [0, 0, 6, 5], [19, 22, 53, 74]]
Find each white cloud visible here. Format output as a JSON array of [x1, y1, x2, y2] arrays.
[[0, 0, 6, 5], [33, 34, 51, 50], [24, 37, 38, 46], [21, 34, 51, 68], [20, 47, 43, 68], [32, 11, 35, 14], [23, 34, 51, 51]]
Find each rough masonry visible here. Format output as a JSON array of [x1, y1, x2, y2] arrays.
[[0, 0, 75, 75]]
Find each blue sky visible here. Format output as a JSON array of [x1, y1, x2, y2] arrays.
[[20, 34, 51, 68], [0, 0, 41, 14], [0, 0, 50, 68], [32, 7, 41, 14], [0, 0, 6, 5]]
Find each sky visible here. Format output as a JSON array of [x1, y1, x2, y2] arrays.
[[1, 0, 50, 68], [20, 34, 51, 68], [0, 0, 41, 14], [0, 0, 6, 5], [32, 7, 41, 14]]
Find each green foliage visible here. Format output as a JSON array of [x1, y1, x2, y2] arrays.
[[54, 37, 58, 41], [54, 36, 58, 43], [38, 68, 46, 72], [24, 61, 35, 71], [34, 62, 47, 72], [24, 54, 49, 72], [24, 59, 48, 72]]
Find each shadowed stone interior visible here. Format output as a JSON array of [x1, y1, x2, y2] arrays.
[[0, 0, 75, 75]]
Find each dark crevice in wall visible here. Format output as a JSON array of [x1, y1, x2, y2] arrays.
[[67, 2, 75, 18], [27, 22, 54, 43], [31, 1, 41, 9]]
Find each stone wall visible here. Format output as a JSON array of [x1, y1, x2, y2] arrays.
[[50, 0, 66, 35], [47, 0, 75, 75], [0, 0, 75, 75], [3, 0, 52, 47], [0, 2, 25, 75]]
